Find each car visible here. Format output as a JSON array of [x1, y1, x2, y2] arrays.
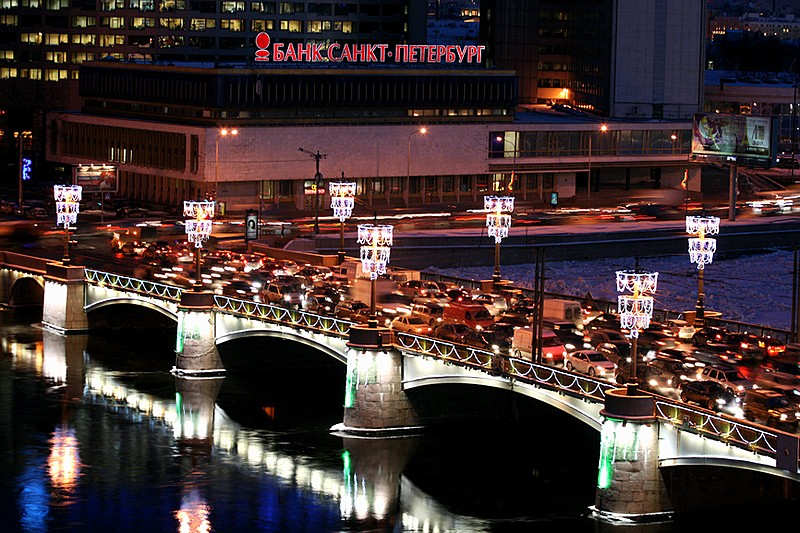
[[461, 329, 504, 353], [443, 287, 472, 303], [334, 299, 369, 320], [661, 318, 696, 340], [761, 356, 800, 376], [410, 302, 446, 326], [396, 280, 445, 302], [680, 380, 743, 417], [117, 206, 149, 218], [585, 312, 621, 331], [471, 293, 508, 316], [564, 350, 616, 378], [743, 389, 800, 429], [595, 341, 632, 366], [351, 307, 392, 327], [696, 364, 758, 396], [221, 279, 258, 300], [752, 368, 800, 399], [303, 293, 338, 314], [434, 322, 474, 344], [262, 281, 304, 307], [543, 319, 586, 352], [390, 315, 434, 335], [586, 329, 629, 348]]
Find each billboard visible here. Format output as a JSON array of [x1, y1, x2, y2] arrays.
[[73, 164, 118, 193], [690, 113, 777, 168]]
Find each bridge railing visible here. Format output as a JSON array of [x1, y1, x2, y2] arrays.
[[85, 269, 185, 302], [213, 295, 354, 338]]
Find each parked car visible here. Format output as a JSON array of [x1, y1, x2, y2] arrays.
[[680, 380, 743, 417], [564, 350, 615, 378], [696, 364, 758, 396], [743, 389, 800, 429], [390, 315, 434, 335], [434, 322, 474, 344]]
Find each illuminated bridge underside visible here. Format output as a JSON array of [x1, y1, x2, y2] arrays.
[[402, 355, 604, 430], [215, 313, 349, 364], [85, 285, 180, 320], [402, 354, 800, 481]]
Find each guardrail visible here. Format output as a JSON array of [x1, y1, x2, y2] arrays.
[[214, 295, 354, 338], [85, 269, 185, 301]]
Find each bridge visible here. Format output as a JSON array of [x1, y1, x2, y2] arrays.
[[1, 250, 799, 520]]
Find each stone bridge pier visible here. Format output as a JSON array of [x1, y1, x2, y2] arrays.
[[173, 291, 224, 377], [336, 326, 421, 435], [593, 389, 672, 521], [42, 264, 88, 333]]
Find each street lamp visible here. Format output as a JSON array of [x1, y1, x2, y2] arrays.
[[587, 124, 608, 201], [495, 133, 517, 191], [54, 185, 82, 265], [357, 223, 393, 328], [213, 128, 238, 212], [686, 215, 720, 327], [407, 127, 427, 203], [329, 180, 356, 264], [184, 200, 215, 290], [485, 195, 514, 284], [299, 147, 327, 234], [616, 269, 658, 395]]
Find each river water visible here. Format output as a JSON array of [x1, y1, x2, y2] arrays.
[[1, 309, 790, 532]]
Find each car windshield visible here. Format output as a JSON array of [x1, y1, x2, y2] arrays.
[[407, 317, 426, 325], [723, 370, 747, 382], [587, 352, 609, 362], [766, 397, 790, 408], [542, 336, 562, 347], [454, 324, 472, 333]]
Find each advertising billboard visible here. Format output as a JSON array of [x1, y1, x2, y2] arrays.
[[690, 113, 777, 168], [73, 164, 118, 193]]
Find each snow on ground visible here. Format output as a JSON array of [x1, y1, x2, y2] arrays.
[[427, 249, 796, 330]]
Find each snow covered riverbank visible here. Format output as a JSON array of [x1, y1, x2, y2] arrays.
[[427, 249, 795, 330]]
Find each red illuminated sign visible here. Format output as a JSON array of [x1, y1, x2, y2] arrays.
[[255, 33, 484, 64]]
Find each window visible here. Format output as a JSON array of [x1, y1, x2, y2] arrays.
[[99, 34, 124, 46], [250, 19, 272, 31], [250, 1, 275, 13], [132, 17, 155, 28], [220, 19, 244, 31], [279, 19, 301, 32], [278, 1, 303, 14], [100, 16, 125, 28], [221, 1, 244, 12], [72, 16, 96, 28], [307, 20, 329, 33], [190, 18, 215, 30], [44, 33, 68, 45], [45, 68, 67, 80], [0, 15, 19, 26], [45, 51, 67, 62]]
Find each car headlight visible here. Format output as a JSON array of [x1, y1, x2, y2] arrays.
[[597, 367, 606, 374], [565, 343, 575, 350], [781, 413, 789, 421], [716, 398, 726, 406]]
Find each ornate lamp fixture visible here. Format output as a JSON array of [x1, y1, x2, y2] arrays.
[[484, 195, 514, 284], [357, 223, 393, 327], [686, 215, 720, 326], [329, 181, 356, 263], [616, 269, 658, 394], [184, 200, 215, 290], [54, 185, 82, 265]]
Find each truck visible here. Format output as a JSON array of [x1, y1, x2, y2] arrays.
[[542, 298, 584, 330], [511, 326, 568, 366]]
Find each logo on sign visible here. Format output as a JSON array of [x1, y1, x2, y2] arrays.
[[254, 33, 484, 65]]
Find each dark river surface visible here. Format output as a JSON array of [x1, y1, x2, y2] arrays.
[[0, 308, 792, 532]]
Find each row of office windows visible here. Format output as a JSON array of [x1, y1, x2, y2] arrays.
[[0, 67, 72, 79], [61, 122, 188, 171], [490, 129, 691, 158], [0, 0, 405, 15], [0, 51, 104, 64]]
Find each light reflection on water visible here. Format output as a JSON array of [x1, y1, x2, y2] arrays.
[[0, 314, 611, 532]]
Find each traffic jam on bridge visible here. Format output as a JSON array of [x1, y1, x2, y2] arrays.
[[110, 233, 800, 433]]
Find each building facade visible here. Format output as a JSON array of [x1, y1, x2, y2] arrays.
[[480, 0, 706, 120], [47, 61, 694, 215]]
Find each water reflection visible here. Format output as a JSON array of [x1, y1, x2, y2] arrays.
[[1, 316, 606, 531]]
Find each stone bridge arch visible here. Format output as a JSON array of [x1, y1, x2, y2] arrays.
[[216, 328, 348, 364], [85, 297, 179, 322], [8, 275, 44, 307]]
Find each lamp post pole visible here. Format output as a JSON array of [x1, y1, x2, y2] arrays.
[[213, 128, 238, 214], [495, 134, 517, 192], [299, 147, 327, 234], [587, 125, 607, 202], [407, 127, 427, 205], [330, 179, 356, 264], [687, 215, 720, 327]]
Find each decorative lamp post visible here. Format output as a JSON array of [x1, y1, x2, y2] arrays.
[[54, 185, 82, 265], [329, 180, 356, 264], [184, 200, 215, 290], [357, 223, 393, 327], [616, 269, 658, 395], [686, 215, 720, 327], [485, 195, 514, 284]]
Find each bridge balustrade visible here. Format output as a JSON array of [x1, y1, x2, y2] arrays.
[[85, 269, 185, 302], [213, 294, 354, 338]]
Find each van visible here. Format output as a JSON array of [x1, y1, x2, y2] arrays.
[[443, 302, 495, 331], [542, 298, 584, 329], [511, 326, 567, 366]]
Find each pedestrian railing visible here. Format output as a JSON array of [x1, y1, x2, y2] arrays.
[[85, 269, 185, 302], [213, 295, 353, 337]]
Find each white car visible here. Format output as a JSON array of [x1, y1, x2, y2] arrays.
[[564, 349, 616, 378], [390, 315, 434, 335]]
